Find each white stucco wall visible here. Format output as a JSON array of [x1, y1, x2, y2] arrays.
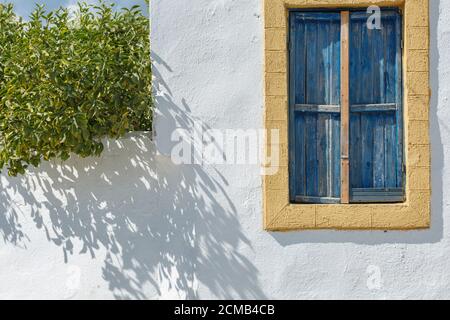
[[0, 0, 448, 299]]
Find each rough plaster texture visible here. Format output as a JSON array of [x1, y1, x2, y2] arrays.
[[0, 0, 448, 300]]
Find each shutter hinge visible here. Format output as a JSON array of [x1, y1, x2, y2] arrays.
[[401, 39, 404, 49]]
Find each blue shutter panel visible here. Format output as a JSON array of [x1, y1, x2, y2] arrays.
[[289, 10, 404, 204], [289, 12, 341, 203], [349, 10, 404, 202]]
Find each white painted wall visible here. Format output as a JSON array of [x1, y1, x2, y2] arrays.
[[0, 0, 448, 299]]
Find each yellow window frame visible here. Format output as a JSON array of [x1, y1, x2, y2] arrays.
[[263, 0, 430, 231]]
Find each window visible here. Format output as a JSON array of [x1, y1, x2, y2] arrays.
[[263, 0, 430, 231], [289, 9, 404, 204]]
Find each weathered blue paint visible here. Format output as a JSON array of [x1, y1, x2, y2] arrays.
[[349, 10, 404, 202], [289, 12, 341, 203], [289, 9, 403, 204]]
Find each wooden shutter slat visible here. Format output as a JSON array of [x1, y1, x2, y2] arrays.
[[395, 14, 404, 190], [289, 12, 341, 203], [352, 188, 403, 193], [349, 9, 404, 202], [385, 115, 397, 187], [331, 115, 341, 197], [304, 17, 319, 197], [294, 104, 340, 113], [350, 103, 397, 112], [295, 196, 340, 204], [373, 114, 386, 188], [351, 188, 404, 203], [360, 115, 374, 188], [351, 11, 400, 20], [350, 113, 362, 188]]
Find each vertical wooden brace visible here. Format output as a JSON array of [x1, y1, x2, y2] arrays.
[[340, 11, 350, 204]]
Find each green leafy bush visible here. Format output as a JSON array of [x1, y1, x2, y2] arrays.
[[0, 2, 152, 176]]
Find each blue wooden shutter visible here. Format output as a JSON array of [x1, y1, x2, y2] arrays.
[[289, 12, 341, 204], [349, 10, 404, 202]]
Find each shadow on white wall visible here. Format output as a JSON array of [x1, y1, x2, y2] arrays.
[[0, 55, 266, 300]]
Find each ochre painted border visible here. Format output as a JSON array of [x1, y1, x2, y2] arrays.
[[263, 0, 431, 231]]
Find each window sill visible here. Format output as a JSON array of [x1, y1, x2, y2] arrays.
[[264, 195, 430, 231]]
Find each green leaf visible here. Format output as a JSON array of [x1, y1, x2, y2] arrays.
[[0, 1, 153, 176]]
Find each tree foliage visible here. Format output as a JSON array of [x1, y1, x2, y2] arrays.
[[0, 2, 152, 176]]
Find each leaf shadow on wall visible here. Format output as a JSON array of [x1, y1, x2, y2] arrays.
[[0, 56, 265, 300]]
